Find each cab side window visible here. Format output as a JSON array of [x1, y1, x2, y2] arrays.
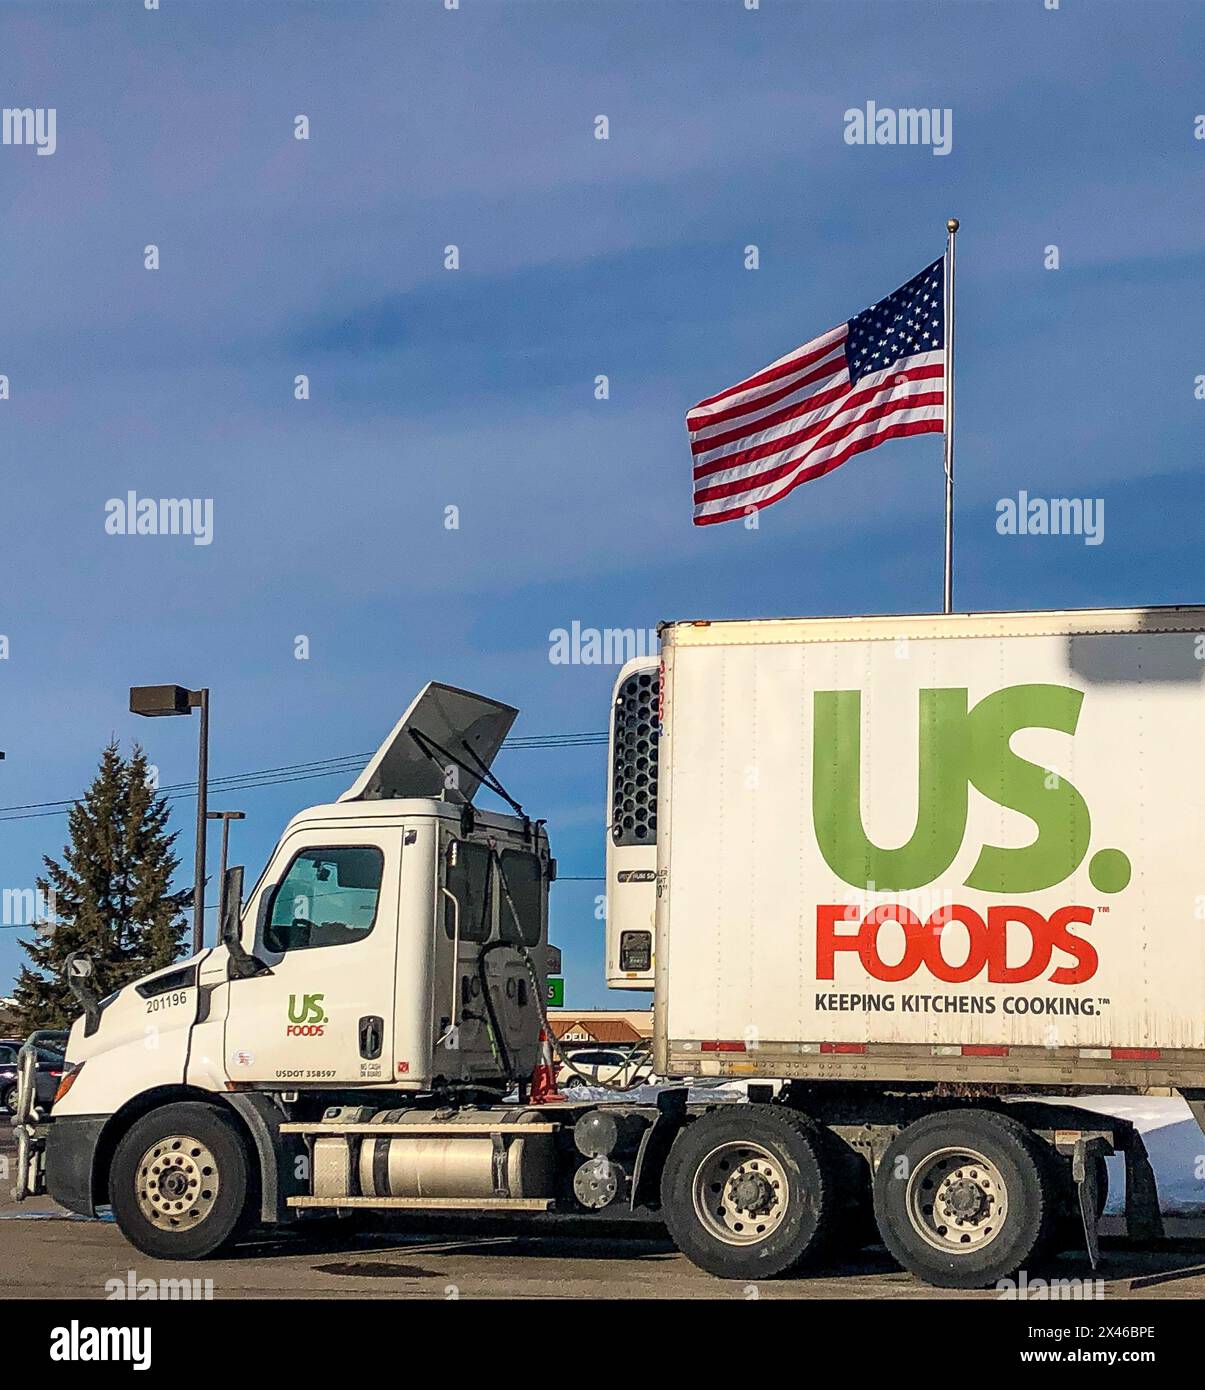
[[497, 849, 543, 946], [265, 846, 384, 953], [444, 841, 493, 943]]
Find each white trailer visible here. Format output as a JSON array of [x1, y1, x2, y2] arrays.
[[655, 607, 1205, 1082], [14, 611, 1205, 1288]]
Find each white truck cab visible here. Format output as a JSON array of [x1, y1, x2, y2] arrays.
[[21, 683, 557, 1258]]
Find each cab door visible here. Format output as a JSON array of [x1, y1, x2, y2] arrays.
[[433, 834, 499, 1080], [432, 835, 545, 1085], [493, 844, 545, 1077], [223, 828, 401, 1087]]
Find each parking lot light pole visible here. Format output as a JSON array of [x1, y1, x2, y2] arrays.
[[129, 684, 210, 955]]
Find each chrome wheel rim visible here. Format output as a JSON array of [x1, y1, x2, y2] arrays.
[[692, 1140, 788, 1246], [136, 1134, 220, 1232], [906, 1145, 1007, 1254]]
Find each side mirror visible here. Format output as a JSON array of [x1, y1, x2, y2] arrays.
[[65, 951, 93, 980], [222, 866, 268, 980], [220, 865, 244, 947], [63, 950, 101, 1033]]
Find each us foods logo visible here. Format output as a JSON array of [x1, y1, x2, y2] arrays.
[[286, 993, 326, 1037], [813, 684, 1129, 986]]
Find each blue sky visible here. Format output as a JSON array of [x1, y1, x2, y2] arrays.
[[1, 0, 1202, 1002]]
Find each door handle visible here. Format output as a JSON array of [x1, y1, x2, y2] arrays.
[[358, 1015, 383, 1060]]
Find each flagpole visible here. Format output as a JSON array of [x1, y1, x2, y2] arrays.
[[942, 217, 958, 615]]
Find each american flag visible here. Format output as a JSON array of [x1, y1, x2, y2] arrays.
[[688, 258, 946, 526]]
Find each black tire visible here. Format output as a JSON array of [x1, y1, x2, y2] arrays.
[[1, 1084, 16, 1115], [661, 1105, 838, 1280], [873, 1108, 1059, 1290], [109, 1102, 255, 1260]]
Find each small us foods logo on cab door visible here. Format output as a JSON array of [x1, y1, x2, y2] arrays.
[[286, 993, 326, 1037]]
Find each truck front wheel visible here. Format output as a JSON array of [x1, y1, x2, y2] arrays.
[[873, 1109, 1059, 1290], [109, 1102, 255, 1260], [661, 1106, 837, 1280]]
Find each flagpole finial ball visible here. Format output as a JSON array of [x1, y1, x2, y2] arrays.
[[946, 218, 960, 233]]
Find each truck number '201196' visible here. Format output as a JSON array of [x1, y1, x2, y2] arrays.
[[145, 990, 190, 1013]]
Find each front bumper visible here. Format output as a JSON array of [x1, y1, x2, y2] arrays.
[[43, 1114, 108, 1217]]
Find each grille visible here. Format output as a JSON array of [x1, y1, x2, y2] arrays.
[[611, 669, 660, 846]]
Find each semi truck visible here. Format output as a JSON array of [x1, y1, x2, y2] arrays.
[[14, 606, 1205, 1288]]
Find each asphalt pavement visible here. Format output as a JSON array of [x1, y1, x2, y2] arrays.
[[3, 1131, 1205, 1300]]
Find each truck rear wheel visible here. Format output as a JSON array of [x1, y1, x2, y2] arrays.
[[661, 1106, 837, 1280], [873, 1109, 1058, 1289], [109, 1102, 254, 1260]]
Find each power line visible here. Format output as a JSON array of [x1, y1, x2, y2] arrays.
[[0, 731, 608, 824], [0, 870, 608, 930]]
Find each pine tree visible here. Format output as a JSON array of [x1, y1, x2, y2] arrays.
[[123, 746, 192, 972], [12, 742, 191, 1029]]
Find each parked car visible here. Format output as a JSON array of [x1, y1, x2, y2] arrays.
[[557, 1046, 653, 1089], [0, 1040, 65, 1114]]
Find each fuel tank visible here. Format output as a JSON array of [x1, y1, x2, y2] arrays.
[[354, 1109, 556, 1200]]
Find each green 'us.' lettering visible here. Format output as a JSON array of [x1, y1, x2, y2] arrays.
[[287, 992, 326, 1024], [812, 684, 1130, 895]]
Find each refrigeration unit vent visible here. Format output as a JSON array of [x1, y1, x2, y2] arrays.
[[611, 670, 660, 846]]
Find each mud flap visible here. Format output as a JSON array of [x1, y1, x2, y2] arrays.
[[630, 1087, 688, 1211], [1072, 1137, 1105, 1268], [1120, 1127, 1164, 1243]]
